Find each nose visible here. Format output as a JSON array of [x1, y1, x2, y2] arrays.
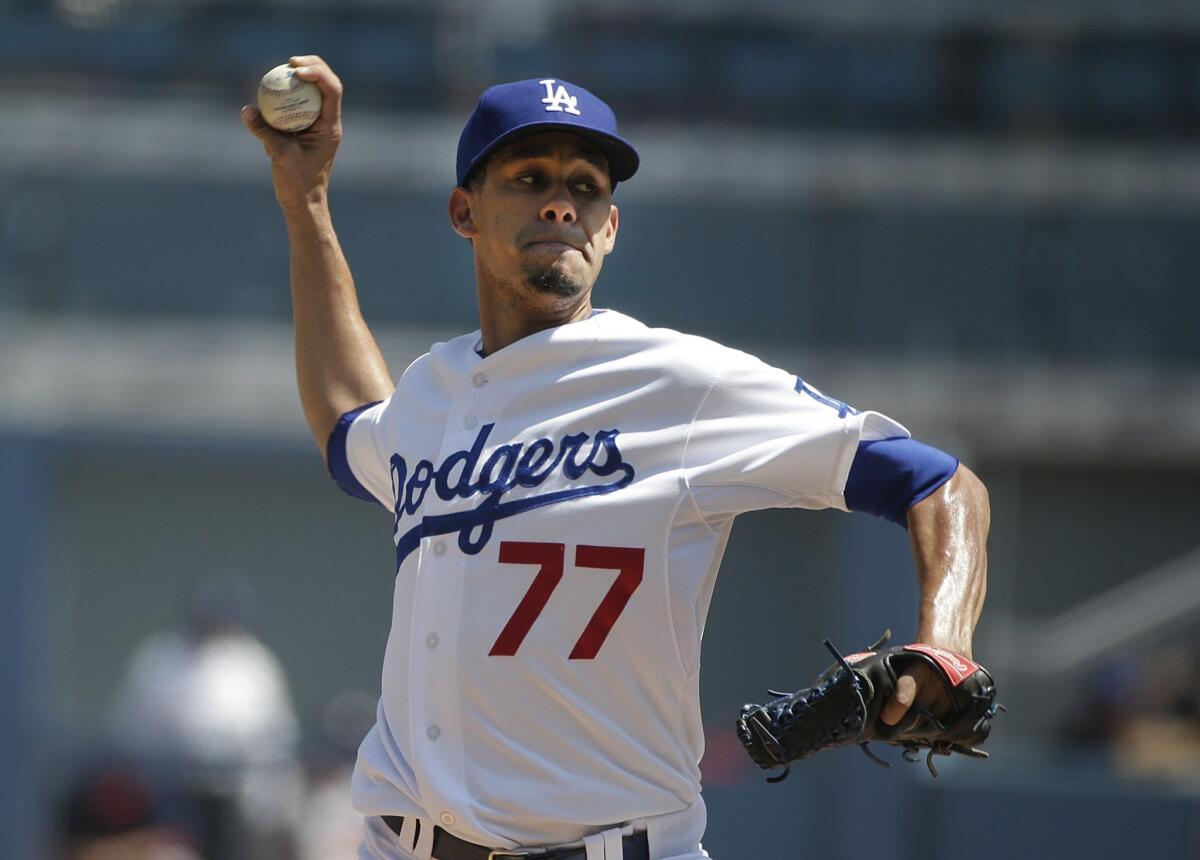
[[539, 183, 577, 224]]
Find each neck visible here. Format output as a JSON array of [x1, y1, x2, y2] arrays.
[[475, 266, 594, 356]]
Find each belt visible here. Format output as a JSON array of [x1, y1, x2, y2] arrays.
[[383, 815, 650, 860]]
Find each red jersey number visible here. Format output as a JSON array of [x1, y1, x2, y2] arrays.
[[488, 541, 645, 660]]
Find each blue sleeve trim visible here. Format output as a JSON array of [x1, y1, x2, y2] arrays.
[[326, 401, 385, 505], [844, 437, 959, 527]]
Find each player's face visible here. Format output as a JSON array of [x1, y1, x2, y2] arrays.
[[449, 132, 620, 304]]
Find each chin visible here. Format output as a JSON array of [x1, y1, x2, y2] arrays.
[[523, 265, 587, 299]]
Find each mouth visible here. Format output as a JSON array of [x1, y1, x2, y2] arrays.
[[524, 238, 583, 254]]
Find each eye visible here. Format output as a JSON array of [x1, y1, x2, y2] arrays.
[[573, 181, 597, 193], [517, 175, 536, 186]]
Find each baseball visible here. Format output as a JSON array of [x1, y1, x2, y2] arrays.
[[256, 63, 322, 132]]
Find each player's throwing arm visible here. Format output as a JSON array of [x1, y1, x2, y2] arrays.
[[241, 57, 393, 452]]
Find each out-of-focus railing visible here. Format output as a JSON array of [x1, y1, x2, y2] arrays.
[[985, 546, 1200, 675]]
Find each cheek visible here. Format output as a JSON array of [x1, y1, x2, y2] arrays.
[[490, 204, 533, 239], [478, 211, 519, 253], [591, 228, 616, 259], [583, 210, 613, 245]]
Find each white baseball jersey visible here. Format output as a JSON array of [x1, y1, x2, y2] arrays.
[[331, 308, 908, 850]]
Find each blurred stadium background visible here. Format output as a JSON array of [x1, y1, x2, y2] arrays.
[[3, 0, 1200, 857]]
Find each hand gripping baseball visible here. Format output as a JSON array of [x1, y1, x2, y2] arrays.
[[736, 631, 1004, 782], [241, 56, 344, 211]]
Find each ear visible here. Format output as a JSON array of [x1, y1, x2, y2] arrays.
[[602, 203, 619, 255], [448, 186, 477, 239]]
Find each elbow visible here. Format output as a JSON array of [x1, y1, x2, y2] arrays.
[[905, 460, 990, 531], [953, 463, 991, 534], [312, 412, 340, 468], [304, 409, 338, 468]]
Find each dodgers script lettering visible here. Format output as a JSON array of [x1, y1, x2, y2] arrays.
[[389, 423, 635, 569]]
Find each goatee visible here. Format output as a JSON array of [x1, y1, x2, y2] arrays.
[[524, 266, 584, 298]]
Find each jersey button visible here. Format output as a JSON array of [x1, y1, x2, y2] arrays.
[[432, 541, 446, 557], [463, 414, 478, 430], [426, 725, 441, 741], [439, 811, 456, 827], [425, 632, 439, 649], [472, 372, 489, 388]]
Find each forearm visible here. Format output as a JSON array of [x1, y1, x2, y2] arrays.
[[243, 57, 393, 458], [285, 196, 393, 454], [905, 464, 990, 656]]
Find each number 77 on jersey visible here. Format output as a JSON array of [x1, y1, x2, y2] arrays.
[[488, 541, 645, 660]]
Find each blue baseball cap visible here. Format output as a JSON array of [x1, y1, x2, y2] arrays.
[[456, 78, 639, 188]]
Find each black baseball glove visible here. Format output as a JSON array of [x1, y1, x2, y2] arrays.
[[736, 630, 1003, 781]]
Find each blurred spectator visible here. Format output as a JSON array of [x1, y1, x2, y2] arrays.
[[1061, 656, 1140, 749], [59, 763, 200, 860], [107, 573, 303, 859], [296, 689, 377, 860], [1063, 647, 1200, 786], [1112, 646, 1200, 784]]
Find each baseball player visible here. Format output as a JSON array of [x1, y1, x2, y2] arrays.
[[242, 61, 989, 860]]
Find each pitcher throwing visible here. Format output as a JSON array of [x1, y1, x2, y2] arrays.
[[243, 61, 990, 860]]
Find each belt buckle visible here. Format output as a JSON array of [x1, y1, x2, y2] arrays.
[[487, 852, 534, 859]]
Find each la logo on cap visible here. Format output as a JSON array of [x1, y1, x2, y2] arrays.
[[540, 79, 581, 115]]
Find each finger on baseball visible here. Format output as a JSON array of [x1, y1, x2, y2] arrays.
[[880, 674, 917, 726], [241, 105, 288, 142], [241, 105, 296, 155], [289, 57, 344, 100], [277, 68, 343, 132], [300, 71, 344, 123], [241, 105, 272, 139]]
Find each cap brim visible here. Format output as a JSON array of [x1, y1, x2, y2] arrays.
[[461, 121, 639, 187]]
